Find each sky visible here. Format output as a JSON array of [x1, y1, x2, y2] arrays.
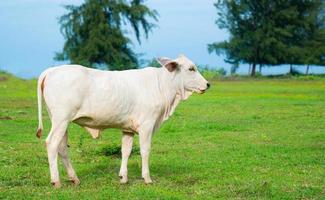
[[0, 0, 324, 78]]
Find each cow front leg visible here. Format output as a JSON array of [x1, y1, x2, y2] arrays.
[[119, 132, 134, 184], [58, 132, 79, 185], [139, 130, 153, 184]]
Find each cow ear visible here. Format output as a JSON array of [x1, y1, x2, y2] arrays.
[[157, 57, 172, 66], [157, 57, 178, 72], [164, 61, 178, 72]]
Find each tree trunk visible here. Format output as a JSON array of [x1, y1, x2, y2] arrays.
[[251, 63, 256, 76], [306, 64, 310, 75], [289, 64, 293, 74]]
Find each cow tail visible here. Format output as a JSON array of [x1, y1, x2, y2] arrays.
[[36, 71, 47, 138]]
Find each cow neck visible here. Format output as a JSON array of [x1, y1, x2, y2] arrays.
[[158, 68, 183, 121]]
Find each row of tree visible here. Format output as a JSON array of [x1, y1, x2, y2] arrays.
[[208, 0, 325, 76], [56, 0, 324, 76]]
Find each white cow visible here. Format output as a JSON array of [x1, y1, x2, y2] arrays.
[[36, 55, 209, 187]]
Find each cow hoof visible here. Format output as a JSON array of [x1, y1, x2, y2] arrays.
[[51, 181, 61, 188], [120, 176, 128, 184], [144, 177, 153, 184], [70, 177, 80, 186]]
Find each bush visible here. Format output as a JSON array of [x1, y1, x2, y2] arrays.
[[198, 66, 227, 80]]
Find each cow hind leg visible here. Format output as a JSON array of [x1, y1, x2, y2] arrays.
[[119, 132, 134, 184], [46, 119, 69, 188], [58, 132, 80, 185]]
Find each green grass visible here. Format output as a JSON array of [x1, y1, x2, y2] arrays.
[[0, 73, 324, 199]]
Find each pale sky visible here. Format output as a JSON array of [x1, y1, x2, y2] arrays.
[[0, 0, 232, 78], [0, 0, 323, 78]]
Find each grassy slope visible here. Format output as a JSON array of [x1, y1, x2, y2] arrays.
[[0, 73, 324, 199]]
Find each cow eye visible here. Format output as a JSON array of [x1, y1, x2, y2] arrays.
[[189, 67, 196, 72]]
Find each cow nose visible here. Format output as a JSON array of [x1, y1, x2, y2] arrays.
[[207, 82, 210, 89]]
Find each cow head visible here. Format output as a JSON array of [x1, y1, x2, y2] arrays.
[[157, 54, 210, 100]]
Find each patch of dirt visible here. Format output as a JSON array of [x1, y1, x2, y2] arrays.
[[0, 76, 8, 82], [0, 116, 13, 120]]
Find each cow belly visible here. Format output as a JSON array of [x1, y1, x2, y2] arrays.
[[73, 115, 121, 129], [72, 114, 138, 133]]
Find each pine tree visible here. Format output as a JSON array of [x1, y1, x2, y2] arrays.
[[55, 0, 158, 70], [300, 1, 325, 74], [208, 0, 324, 76]]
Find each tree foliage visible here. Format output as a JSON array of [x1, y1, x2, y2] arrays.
[[208, 0, 325, 76], [55, 0, 158, 70], [146, 58, 161, 68]]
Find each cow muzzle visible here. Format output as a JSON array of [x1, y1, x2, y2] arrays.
[[198, 82, 210, 94]]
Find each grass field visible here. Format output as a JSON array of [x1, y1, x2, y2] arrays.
[[0, 72, 324, 199]]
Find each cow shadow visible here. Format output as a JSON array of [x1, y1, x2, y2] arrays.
[[76, 158, 197, 185]]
